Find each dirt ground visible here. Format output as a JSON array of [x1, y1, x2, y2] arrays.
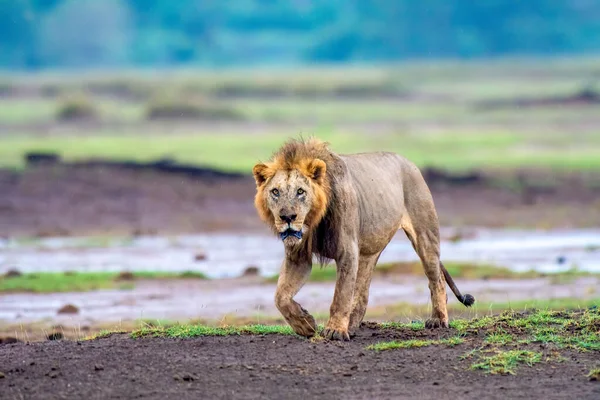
[[1, 161, 599, 237], [1, 323, 598, 400]]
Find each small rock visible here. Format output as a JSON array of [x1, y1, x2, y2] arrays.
[[194, 251, 207, 261], [174, 373, 196, 382], [47, 332, 63, 341], [94, 364, 104, 371], [0, 372, 5, 379], [343, 373, 352, 377], [57, 304, 79, 314], [182, 374, 195, 382], [242, 266, 260, 277], [115, 271, 135, 281], [46, 370, 59, 379], [3, 269, 22, 278], [556, 255, 566, 264], [0, 336, 20, 345]]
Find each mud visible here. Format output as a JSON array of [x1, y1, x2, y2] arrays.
[[1, 163, 600, 238], [0, 325, 599, 400]]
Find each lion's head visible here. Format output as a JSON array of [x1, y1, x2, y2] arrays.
[[252, 138, 331, 248]]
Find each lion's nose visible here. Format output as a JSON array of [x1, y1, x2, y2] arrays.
[[280, 214, 297, 224]]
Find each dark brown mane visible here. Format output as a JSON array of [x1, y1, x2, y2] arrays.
[[271, 137, 336, 171]]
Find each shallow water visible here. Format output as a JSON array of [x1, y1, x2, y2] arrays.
[[1, 228, 599, 279], [1, 228, 599, 325], [2, 276, 597, 324]]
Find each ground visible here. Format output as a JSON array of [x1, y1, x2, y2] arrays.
[[1, 163, 599, 237], [1, 59, 600, 399], [2, 310, 600, 399]]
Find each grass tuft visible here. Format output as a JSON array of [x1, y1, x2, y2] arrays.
[[471, 350, 542, 375], [265, 261, 596, 283], [379, 321, 425, 331], [485, 332, 515, 345], [56, 93, 97, 122], [367, 336, 464, 351], [587, 367, 600, 381], [0, 270, 208, 293], [131, 323, 298, 339], [83, 329, 128, 340], [146, 96, 244, 121]]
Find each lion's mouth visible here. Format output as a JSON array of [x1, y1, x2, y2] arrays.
[[280, 228, 303, 241]]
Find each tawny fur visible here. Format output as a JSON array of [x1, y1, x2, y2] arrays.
[[252, 137, 474, 341]]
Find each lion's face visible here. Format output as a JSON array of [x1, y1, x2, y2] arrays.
[[253, 159, 328, 248]]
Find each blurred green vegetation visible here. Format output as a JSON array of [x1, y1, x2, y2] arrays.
[[0, 60, 598, 173], [3, 1, 600, 68]]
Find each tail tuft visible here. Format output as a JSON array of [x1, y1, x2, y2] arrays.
[[460, 294, 475, 307]]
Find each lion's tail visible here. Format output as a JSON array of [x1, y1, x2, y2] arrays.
[[440, 261, 475, 307]]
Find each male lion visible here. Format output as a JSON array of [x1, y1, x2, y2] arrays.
[[252, 138, 474, 341]]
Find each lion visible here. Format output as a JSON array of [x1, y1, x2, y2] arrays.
[[252, 137, 474, 341]]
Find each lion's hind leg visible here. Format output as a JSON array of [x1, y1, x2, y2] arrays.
[[401, 215, 449, 329]]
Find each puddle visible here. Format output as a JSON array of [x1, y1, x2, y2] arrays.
[[1, 228, 599, 325], [1, 228, 599, 279], [1, 276, 597, 324]]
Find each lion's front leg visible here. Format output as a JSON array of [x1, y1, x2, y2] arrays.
[[323, 244, 359, 341], [274, 255, 317, 338]]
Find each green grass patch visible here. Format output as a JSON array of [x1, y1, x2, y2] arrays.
[[470, 349, 542, 375], [2, 126, 600, 172], [367, 336, 464, 351], [131, 323, 298, 339], [449, 307, 600, 352], [84, 329, 128, 340], [484, 332, 515, 345], [379, 321, 425, 331], [266, 261, 597, 283], [0, 270, 208, 293], [265, 265, 337, 283], [374, 306, 599, 374]]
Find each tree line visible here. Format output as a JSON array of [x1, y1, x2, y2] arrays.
[[2, 0, 600, 69]]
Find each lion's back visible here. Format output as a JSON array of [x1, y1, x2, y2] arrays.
[[338, 151, 427, 242]]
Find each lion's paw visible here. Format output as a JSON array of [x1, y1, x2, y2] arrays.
[[425, 318, 449, 329], [288, 309, 317, 338], [321, 327, 350, 341]]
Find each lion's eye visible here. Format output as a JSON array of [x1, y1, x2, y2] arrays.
[[297, 188, 305, 195], [271, 188, 279, 196]]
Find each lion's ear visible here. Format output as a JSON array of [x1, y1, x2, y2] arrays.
[[304, 159, 326, 185], [252, 163, 274, 187]]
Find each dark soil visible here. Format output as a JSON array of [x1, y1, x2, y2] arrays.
[[0, 324, 598, 400], [0, 162, 599, 237]]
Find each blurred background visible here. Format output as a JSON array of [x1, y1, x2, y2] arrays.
[[0, 0, 599, 341]]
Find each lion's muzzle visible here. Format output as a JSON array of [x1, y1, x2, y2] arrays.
[[279, 228, 303, 241]]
